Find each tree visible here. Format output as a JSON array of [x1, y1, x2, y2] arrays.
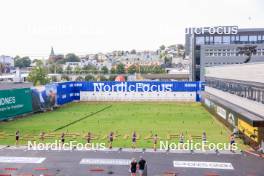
[[130, 49, 136, 54], [98, 75, 108, 81], [65, 65, 72, 74], [61, 75, 70, 81], [116, 64, 125, 74], [27, 60, 50, 86], [74, 66, 82, 74], [65, 53, 80, 62], [101, 66, 109, 74], [160, 45, 166, 50], [108, 75, 116, 81], [85, 75, 95, 81], [75, 76, 84, 81], [110, 67, 116, 74], [237, 45, 257, 63], [14, 56, 31, 68], [0, 63, 4, 74], [127, 65, 137, 74]]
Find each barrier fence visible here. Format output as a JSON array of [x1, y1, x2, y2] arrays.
[[0, 81, 203, 121]]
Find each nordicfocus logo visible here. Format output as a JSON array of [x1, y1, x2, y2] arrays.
[[0, 97, 16, 106], [93, 82, 173, 92], [185, 26, 238, 35]]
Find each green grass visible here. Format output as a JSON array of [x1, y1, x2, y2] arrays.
[[0, 102, 244, 148]]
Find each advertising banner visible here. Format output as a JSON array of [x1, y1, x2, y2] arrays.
[[80, 81, 200, 92], [0, 88, 32, 120], [216, 106, 227, 120], [238, 118, 259, 142]]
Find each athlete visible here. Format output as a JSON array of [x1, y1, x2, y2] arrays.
[[153, 134, 158, 151], [40, 131, 45, 141], [179, 132, 184, 149], [230, 134, 235, 152], [15, 130, 20, 146], [87, 132, 91, 144], [61, 132, 65, 145], [132, 131, 137, 149], [109, 132, 114, 149], [202, 131, 207, 144]]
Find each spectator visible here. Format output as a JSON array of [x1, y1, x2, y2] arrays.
[[130, 158, 137, 176], [138, 156, 146, 176]]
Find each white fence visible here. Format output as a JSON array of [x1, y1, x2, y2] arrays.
[[80, 91, 196, 102]]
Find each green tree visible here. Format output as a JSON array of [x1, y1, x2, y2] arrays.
[[27, 60, 50, 85], [65, 65, 72, 74], [160, 45, 166, 50], [99, 75, 108, 81], [108, 75, 116, 81], [116, 64, 125, 74], [65, 53, 80, 62], [74, 66, 82, 74], [127, 65, 137, 74], [61, 74, 70, 81], [85, 74, 95, 81], [101, 66, 109, 74], [14, 56, 31, 68], [75, 76, 84, 81], [110, 67, 116, 74]]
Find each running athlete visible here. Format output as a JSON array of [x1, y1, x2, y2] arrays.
[[202, 131, 207, 144], [40, 132, 45, 141], [179, 132, 184, 149]]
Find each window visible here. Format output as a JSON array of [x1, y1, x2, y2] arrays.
[[249, 35, 257, 42], [214, 36, 222, 44], [223, 36, 230, 44], [196, 37, 204, 45], [240, 35, 248, 42]]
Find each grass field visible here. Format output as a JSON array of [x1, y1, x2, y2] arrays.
[[0, 102, 243, 148]]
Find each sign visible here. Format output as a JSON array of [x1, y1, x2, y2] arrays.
[[216, 106, 226, 120], [238, 118, 259, 142], [0, 88, 33, 120], [0, 156, 45, 163], [185, 26, 238, 35], [173, 161, 234, 170], [80, 158, 131, 165], [227, 113, 235, 127], [80, 81, 201, 92]]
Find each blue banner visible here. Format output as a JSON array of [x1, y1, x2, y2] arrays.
[[79, 81, 201, 92]]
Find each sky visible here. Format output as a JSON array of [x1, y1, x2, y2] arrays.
[[0, 0, 263, 59]]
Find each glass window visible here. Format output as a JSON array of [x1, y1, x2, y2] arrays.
[[196, 37, 204, 45], [214, 36, 222, 44], [257, 35, 262, 41], [223, 36, 230, 44], [240, 35, 248, 42], [249, 35, 257, 42]]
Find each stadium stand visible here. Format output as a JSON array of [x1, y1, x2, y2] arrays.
[[202, 63, 264, 148]]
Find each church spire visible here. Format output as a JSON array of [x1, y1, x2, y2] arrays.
[[50, 47, 55, 57]]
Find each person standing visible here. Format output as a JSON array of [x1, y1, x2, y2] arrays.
[[15, 130, 20, 146], [153, 134, 158, 151], [138, 156, 146, 176], [130, 158, 137, 176], [230, 134, 235, 152], [132, 131, 137, 149], [109, 132, 114, 149], [87, 132, 91, 144], [61, 132, 65, 145]]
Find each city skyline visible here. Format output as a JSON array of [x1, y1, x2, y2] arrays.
[[0, 0, 263, 58]]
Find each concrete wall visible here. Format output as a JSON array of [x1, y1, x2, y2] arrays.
[[205, 62, 264, 83]]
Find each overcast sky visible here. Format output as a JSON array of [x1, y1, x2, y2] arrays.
[[0, 0, 263, 59]]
